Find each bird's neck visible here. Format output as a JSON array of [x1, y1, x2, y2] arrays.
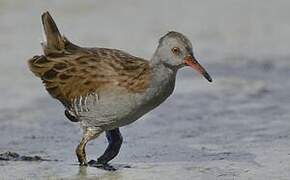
[[149, 53, 177, 95], [132, 55, 177, 112], [130, 51, 178, 113]]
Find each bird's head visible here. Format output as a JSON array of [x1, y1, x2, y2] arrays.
[[156, 31, 212, 82]]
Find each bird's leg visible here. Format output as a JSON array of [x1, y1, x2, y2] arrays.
[[76, 128, 101, 166], [98, 128, 123, 164], [88, 128, 123, 171]]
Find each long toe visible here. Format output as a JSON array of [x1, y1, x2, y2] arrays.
[[88, 160, 117, 171]]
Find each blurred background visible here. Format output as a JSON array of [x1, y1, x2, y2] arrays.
[[0, 0, 289, 179]]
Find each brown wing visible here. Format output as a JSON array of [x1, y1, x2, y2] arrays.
[[28, 48, 150, 106], [28, 12, 150, 107]]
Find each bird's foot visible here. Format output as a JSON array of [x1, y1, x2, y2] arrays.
[[88, 160, 116, 171], [79, 161, 88, 166]]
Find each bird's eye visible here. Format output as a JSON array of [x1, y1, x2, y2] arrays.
[[171, 47, 180, 55]]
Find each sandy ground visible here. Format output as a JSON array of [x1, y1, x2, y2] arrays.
[[0, 0, 290, 179]]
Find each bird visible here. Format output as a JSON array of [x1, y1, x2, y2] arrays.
[[28, 12, 212, 171]]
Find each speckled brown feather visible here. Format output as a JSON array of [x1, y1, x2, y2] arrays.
[[28, 12, 150, 107]]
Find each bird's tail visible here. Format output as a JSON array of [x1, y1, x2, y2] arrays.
[[41, 11, 66, 55], [28, 12, 79, 77]]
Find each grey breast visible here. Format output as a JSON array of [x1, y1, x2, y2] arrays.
[[71, 65, 177, 130]]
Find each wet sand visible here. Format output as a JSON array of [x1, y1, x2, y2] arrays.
[[0, 0, 290, 179]]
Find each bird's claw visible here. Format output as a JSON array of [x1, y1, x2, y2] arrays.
[[88, 160, 117, 171]]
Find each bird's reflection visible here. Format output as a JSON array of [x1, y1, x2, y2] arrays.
[[75, 165, 128, 180], [77, 166, 88, 178]]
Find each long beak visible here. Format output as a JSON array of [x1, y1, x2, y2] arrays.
[[183, 55, 212, 82]]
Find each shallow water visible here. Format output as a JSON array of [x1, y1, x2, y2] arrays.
[[0, 0, 290, 179]]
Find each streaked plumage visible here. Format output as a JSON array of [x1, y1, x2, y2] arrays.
[[28, 12, 212, 170]]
